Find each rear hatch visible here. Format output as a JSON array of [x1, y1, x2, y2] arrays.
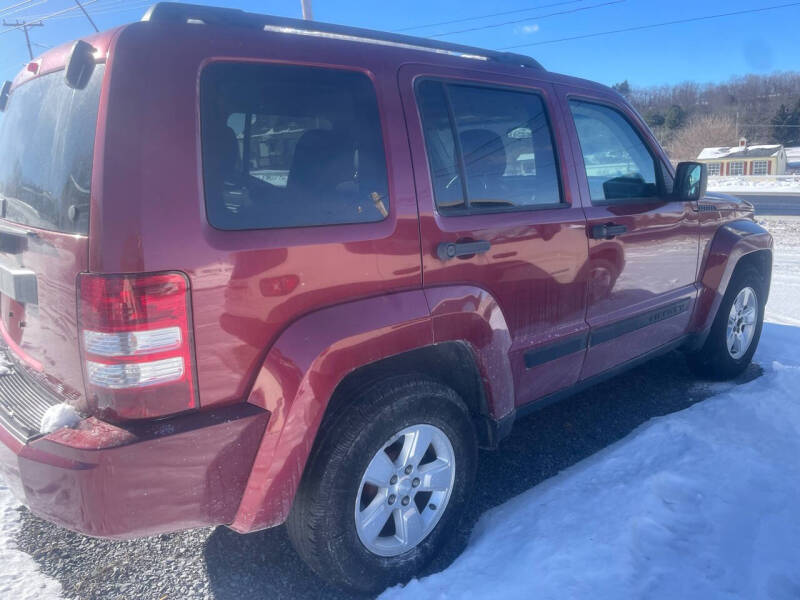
[[0, 64, 105, 423]]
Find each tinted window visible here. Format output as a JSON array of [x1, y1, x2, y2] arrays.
[[0, 66, 104, 234], [200, 63, 389, 230], [416, 80, 562, 214], [569, 100, 659, 202]]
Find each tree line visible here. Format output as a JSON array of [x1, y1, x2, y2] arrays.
[[612, 72, 800, 161]]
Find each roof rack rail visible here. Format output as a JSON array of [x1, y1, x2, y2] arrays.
[[141, 2, 544, 70]]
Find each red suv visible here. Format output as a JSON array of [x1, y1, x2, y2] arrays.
[[0, 2, 772, 593]]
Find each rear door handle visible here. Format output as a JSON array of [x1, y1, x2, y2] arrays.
[[589, 223, 627, 240], [437, 240, 491, 261]]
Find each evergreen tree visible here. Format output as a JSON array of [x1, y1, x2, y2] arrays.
[[771, 102, 800, 146], [612, 80, 631, 96], [665, 105, 687, 130]]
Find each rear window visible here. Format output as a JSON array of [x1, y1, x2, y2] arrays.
[[0, 66, 104, 235], [200, 62, 389, 230]]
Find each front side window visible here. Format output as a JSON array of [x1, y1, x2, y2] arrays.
[[569, 100, 660, 203], [200, 63, 389, 230], [416, 80, 562, 214], [729, 161, 745, 176], [707, 162, 721, 176], [752, 160, 768, 176]]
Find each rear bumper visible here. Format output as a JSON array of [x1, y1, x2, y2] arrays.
[[0, 404, 269, 539]]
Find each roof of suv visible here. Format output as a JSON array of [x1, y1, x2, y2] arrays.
[[142, 2, 545, 70], [5, 2, 618, 109]]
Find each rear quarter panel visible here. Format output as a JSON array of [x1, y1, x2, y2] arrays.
[[95, 22, 422, 408]]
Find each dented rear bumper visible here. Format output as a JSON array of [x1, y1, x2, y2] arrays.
[[0, 404, 269, 539]]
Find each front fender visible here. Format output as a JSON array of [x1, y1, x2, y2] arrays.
[[691, 220, 773, 337]]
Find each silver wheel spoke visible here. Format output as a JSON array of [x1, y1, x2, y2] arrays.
[[726, 286, 759, 359], [358, 495, 392, 542], [398, 426, 434, 469], [418, 459, 451, 492], [355, 423, 455, 557], [395, 506, 425, 547], [727, 329, 737, 351], [363, 450, 394, 487]]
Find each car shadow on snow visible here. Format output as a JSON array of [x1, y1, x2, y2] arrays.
[[16, 351, 762, 600]]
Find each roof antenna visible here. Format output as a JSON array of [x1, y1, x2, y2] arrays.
[[301, 0, 312, 20]]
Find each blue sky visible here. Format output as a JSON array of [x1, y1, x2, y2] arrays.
[[1, 0, 799, 87]]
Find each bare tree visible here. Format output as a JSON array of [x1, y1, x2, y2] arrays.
[[667, 114, 738, 162]]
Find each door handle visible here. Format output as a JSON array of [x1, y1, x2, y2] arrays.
[[436, 240, 491, 261], [589, 223, 627, 240]]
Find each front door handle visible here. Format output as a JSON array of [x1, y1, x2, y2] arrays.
[[589, 223, 627, 240], [437, 240, 491, 261]]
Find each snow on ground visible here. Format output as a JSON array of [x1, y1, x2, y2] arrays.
[[383, 334, 800, 600], [0, 483, 63, 600], [708, 175, 800, 193], [383, 220, 800, 600], [763, 217, 800, 326]]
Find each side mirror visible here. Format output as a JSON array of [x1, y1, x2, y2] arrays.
[[674, 161, 707, 202]]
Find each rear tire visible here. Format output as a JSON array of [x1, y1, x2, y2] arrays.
[[286, 376, 477, 594], [687, 264, 765, 380]]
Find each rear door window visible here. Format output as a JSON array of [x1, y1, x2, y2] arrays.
[[416, 80, 563, 214], [0, 65, 104, 235], [200, 63, 389, 230]]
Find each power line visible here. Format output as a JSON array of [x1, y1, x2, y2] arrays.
[[394, 0, 586, 33], [431, 0, 624, 38], [0, 0, 37, 17], [73, 0, 98, 32], [500, 1, 800, 48], [0, 0, 97, 34]]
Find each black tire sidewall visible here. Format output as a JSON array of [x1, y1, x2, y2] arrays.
[[701, 265, 766, 378], [289, 378, 477, 593]]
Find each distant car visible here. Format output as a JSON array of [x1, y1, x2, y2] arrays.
[[0, 2, 773, 593]]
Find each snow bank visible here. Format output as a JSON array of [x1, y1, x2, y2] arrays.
[[764, 218, 800, 326], [707, 175, 800, 193], [382, 323, 800, 600], [39, 404, 81, 435], [0, 484, 63, 600]]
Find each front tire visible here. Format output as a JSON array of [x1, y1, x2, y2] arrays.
[[286, 376, 477, 594], [687, 264, 765, 379]]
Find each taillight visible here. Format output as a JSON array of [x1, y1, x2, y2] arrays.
[[78, 272, 197, 420]]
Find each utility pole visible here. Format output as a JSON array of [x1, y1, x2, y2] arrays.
[[2, 20, 43, 60], [301, 0, 312, 20], [73, 0, 98, 32]]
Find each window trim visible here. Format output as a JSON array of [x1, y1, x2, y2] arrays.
[[567, 95, 673, 207], [752, 160, 768, 176], [707, 162, 721, 176], [729, 161, 745, 176], [414, 77, 567, 218], [198, 59, 392, 232]]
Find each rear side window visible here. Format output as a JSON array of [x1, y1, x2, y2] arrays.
[[0, 66, 104, 235], [200, 63, 389, 230], [416, 80, 562, 215], [569, 100, 659, 203]]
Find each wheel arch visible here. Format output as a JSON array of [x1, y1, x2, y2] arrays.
[[690, 220, 773, 345], [229, 286, 514, 533]]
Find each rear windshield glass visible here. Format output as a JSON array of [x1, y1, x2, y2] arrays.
[[200, 62, 389, 230], [0, 65, 104, 235]]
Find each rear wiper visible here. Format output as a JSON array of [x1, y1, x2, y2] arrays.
[[0, 81, 11, 112]]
